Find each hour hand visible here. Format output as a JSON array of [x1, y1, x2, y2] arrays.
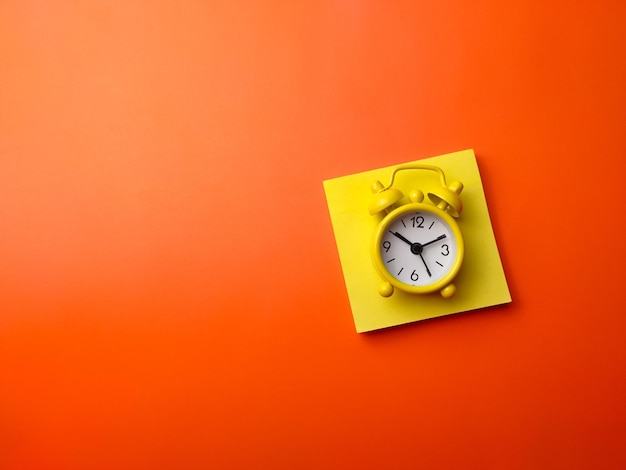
[[389, 231, 413, 246], [422, 234, 446, 247]]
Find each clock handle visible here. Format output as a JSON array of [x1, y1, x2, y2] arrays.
[[370, 164, 464, 217]]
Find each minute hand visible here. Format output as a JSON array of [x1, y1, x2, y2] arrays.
[[389, 231, 414, 246], [422, 234, 446, 247]]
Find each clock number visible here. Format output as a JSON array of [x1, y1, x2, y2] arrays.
[[410, 270, 419, 281], [441, 244, 449, 256], [382, 240, 391, 252], [410, 216, 425, 228]]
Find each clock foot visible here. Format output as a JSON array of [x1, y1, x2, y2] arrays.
[[440, 284, 456, 298], [378, 282, 394, 297]]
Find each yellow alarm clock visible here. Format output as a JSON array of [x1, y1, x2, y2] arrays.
[[369, 164, 465, 298]]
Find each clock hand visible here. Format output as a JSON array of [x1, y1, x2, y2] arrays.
[[390, 231, 432, 276], [419, 254, 432, 277], [389, 231, 414, 246], [418, 234, 445, 277], [421, 234, 446, 248]]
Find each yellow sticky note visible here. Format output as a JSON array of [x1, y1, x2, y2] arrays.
[[323, 149, 511, 333]]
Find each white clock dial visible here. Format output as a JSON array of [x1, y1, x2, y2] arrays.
[[380, 211, 458, 287]]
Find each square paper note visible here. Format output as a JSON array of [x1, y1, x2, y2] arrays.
[[323, 149, 511, 333]]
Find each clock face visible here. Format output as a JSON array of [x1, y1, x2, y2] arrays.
[[379, 209, 459, 287]]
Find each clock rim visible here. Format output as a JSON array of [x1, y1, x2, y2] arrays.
[[371, 202, 464, 295]]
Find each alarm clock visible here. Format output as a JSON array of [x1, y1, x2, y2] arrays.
[[369, 164, 465, 298]]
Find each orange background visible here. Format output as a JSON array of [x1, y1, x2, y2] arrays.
[[1, 1, 625, 468]]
